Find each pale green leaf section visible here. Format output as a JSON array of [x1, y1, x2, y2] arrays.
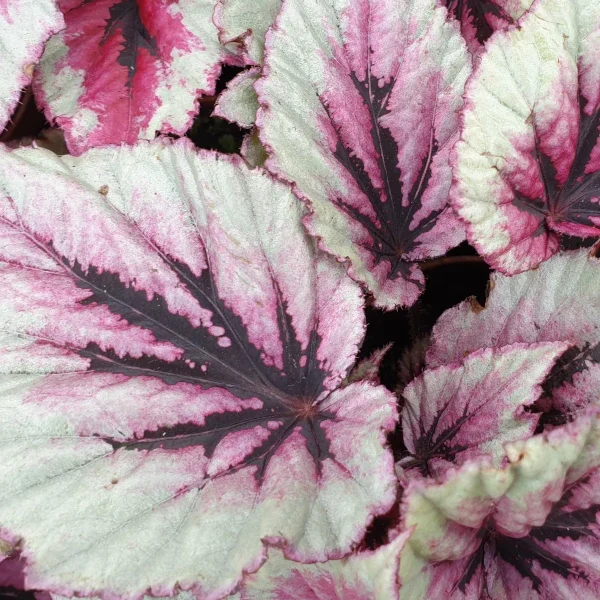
[[0, 141, 397, 599], [497, 0, 536, 19], [241, 129, 268, 168], [215, 0, 282, 64], [214, 68, 260, 128]]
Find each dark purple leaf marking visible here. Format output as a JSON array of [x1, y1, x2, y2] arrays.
[[543, 342, 600, 398], [456, 494, 598, 593], [55, 243, 334, 480], [323, 72, 439, 288], [98, 0, 158, 86], [443, 0, 512, 45], [511, 98, 600, 235], [401, 398, 473, 476]]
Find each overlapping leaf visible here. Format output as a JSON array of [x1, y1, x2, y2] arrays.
[[213, 0, 277, 166], [256, 0, 470, 308], [428, 249, 600, 422], [400, 410, 600, 599], [214, 68, 260, 129], [442, 0, 533, 51], [399, 343, 568, 478], [453, 0, 600, 273], [237, 531, 410, 599], [0, 0, 64, 132], [215, 0, 281, 65], [0, 140, 398, 598], [34, 0, 232, 154]]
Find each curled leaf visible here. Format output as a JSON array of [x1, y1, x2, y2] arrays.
[[428, 249, 600, 423], [401, 410, 600, 599], [238, 531, 410, 600], [214, 0, 282, 65], [214, 68, 260, 129]]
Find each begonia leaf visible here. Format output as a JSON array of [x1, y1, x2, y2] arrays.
[[442, 0, 533, 51], [256, 0, 471, 309], [400, 410, 600, 599], [238, 531, 410, 600], [343, 343, 392, 387], [241, 130, 268, 168], [214, 68, 260, 129], [34, 0, 232, 154], [453, 0, 600, 273], [0, 140, 398, 599], [0, 0, 64, 132], [214, 0, 282, 65], [428, 249, 600, 422], [400, 343, 568, 477], [213, 1, 275, 164]]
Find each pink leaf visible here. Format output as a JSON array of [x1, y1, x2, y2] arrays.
[[0, 140, 398, 599], [401, 411, 600, 599], [400, 343, 569, 478], [239, 532, 410, 600], [453, 0, 600, 273], [442, 0, 533, 52], [256, 0, 471, 308], [34, 0, 233, 154], [428, 249, 600, 426]]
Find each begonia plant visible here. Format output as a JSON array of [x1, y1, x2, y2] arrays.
[[1, 0, 600, 599]]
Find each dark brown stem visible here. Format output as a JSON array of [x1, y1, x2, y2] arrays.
[[420, 255, 486, 271], [0, 86, 32, 143], [199, 95, 217, 107]]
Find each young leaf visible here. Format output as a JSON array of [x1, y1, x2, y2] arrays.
[[400, 343, 569, 477], [428, 249, 600, 422], [238, 531, 410, 599], [256, 0, 471, 309], [34, 0, 232, 154], [442, 0, 533, 51], [0, 0, 64, 131], [214, 68, 260, 129], [214, 0, 282, 65], [241, 129, 268, 168], [0, 140, 398, 599], [401, 410, 600, 599], [343, 343, 392, 387], [453, 0, 600, 273]]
